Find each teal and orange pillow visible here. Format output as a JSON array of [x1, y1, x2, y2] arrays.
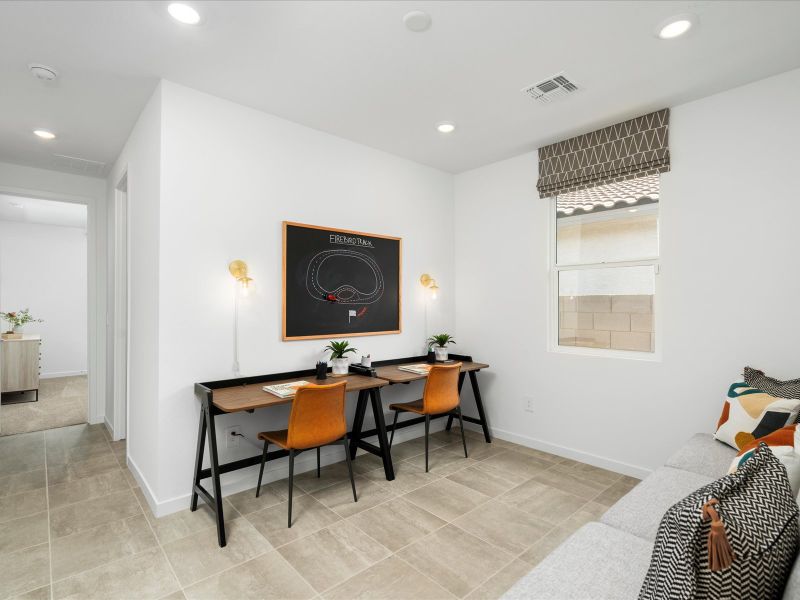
[[728, 425, 800, 496], [714, 382, 800, 451]]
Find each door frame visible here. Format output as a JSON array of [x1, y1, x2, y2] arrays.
[[112, 172, 129, 441]]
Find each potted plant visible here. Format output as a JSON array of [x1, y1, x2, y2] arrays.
[[427, 333, 456, 361], [1, 309, 43, 340], [324, 340, 358, 376]]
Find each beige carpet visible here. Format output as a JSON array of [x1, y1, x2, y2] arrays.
[[0, 375, 87, 436]]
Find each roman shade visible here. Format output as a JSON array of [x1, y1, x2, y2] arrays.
[[537, 109, 670, 198]]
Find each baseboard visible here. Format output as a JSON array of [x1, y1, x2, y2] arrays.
[[40, 370, 88, 379], [103, 417, 114, 440], [486, 424, 653, 480], [151, 420, 447, 518], [126, 454, 160, 516]]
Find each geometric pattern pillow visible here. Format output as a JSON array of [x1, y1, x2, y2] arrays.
[[744, 366, 800, 399], [714, 382, 800, 451], [640, 443, 800, 600], [728, 425, 800, 497]]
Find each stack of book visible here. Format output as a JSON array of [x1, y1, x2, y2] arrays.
[[397, 364, 433, 375], [262, 380, 309, 398]]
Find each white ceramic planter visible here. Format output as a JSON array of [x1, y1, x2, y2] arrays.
[[434, 346, 448, 361], [331, 357, 350, 375]]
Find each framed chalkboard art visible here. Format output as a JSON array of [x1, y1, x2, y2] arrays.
[[282, 222, 402, 340]]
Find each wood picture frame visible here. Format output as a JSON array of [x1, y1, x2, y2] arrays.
[[282, 221, 402, 341]]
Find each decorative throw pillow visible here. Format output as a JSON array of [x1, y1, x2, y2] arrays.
[[744, 366, 800, 399], [729, 425, 800, 496], [714, 382, 800, 450], [640, 444, 799, 600]]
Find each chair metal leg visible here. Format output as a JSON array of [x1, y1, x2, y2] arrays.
[[316, 447, 321, 478], [288, 449, 295, 528], [389, 410, 399, 448], [342, 439, 358, 503], [424, 415, 430, 473], [256, 442, 269, 497], [457, 407, 469, 458]]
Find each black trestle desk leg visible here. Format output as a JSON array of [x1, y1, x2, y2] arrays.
[[190, 404, 207, 512], [369, 388, 395, 481], [469, 371, 492, 443], [205, 405, 227, 547], [445, 372, 466, 432], [349, 390, 368, 461]]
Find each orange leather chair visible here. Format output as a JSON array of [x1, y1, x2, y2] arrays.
[[255, 380, 357, 527], [388, 362, 468, 472]]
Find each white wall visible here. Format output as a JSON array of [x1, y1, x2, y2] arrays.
[[454, 67, 800, 478], [0, 220, 87, 377], [118, 81, 454, 514]]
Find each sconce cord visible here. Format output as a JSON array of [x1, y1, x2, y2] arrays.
[[232, 288, 240, 375]]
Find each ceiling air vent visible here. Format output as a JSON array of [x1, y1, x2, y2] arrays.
[[521, 73, 580, 104], [51, 154, 107, 177]]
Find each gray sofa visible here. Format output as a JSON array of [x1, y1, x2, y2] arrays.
[[504, 434, 800, 599]]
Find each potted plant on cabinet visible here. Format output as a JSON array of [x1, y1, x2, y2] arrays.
[[324, 340, 358, 376], [427, 333, 456, 361], [1, 308, 43, 340]]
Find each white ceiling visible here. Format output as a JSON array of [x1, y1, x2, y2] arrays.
[[1, 1, 800, 176], [0, 194, 87, 228]]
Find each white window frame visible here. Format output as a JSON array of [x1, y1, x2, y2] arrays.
[[547, 194, 662, 361]]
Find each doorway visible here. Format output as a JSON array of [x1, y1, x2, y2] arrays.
[[107, 173, 128, 441], [0, 194, 89, 434]]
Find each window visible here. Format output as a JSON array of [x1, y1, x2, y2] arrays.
[[551, 175, 660, 355]]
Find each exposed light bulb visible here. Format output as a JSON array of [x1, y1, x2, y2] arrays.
[[168, 3, 201, 25]]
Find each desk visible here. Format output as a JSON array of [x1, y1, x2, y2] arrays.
[[192, 370, 391, 547], [370, 354, 492, 444]]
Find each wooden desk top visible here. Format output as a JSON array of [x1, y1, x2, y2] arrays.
[[211, 374, 387, 413], [373, 361, 489, 384]]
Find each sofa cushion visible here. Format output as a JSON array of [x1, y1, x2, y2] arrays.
[[601, 466, 714, 541], [502, 522, 652, 600], [715, 382, 800, 450], [785, 554, 800, 599], [745, 366, 800, 400], [665, 433, 737, 478]]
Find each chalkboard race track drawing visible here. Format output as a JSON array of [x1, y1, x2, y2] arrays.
[[283, 222, 402, 340]]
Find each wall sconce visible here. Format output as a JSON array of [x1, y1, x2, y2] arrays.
[[229, 260, 254, 297], [420, 273, 439, 300]]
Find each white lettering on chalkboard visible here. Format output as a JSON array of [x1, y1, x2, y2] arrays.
[[329, 234, 374, 248]]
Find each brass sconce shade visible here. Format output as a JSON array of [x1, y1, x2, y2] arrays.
[[229, 260, 254, 295], [420, 273, 439, 299]]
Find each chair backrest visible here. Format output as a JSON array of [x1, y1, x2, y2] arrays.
[[423, 363, 462, 414], [286, 380, 347, 449]]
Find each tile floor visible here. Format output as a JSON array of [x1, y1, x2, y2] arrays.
[[0, 424, 639, 600], [1, 376, 88, 436]]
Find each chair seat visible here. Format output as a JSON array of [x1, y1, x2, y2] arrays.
[[258, 429, 289, 448], [389, 399, 427, 414]]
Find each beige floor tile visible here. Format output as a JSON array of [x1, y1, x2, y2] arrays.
[[183, 551, 315, 600], [1, 378, 87, 438], [401, 447, 476, 477], [453, 500, 551, 555], [52, 546, 179, 600], [46, 453, 120, 486], [362, 459, 442, 495], [0, 431, 44, 454], [451, 439, 506, 462], [499, 479, 588, 526], [44, 422, 104, 452], [0, 512, 49, 556], [531, 467, 610, 501], [594, 477, 639, 507], [121, 467, 138, 489], [161, 518, 272, 587], [397, 525, 513, 598], [350, 451, 386, 475], [294, 461, 357, 495], [446, 463, 528, 498], [46, 441, 112, 468], [323, 555, 456, 599], [518, 527, 570, 567], [245, 495, 340, 548], [549, 461, 622, 487], [403, 477, 490, 522], [0, 489, 47, 525], [0, 469, 46, 498], [0, 543, 50, 599], [47, 469, 129, 509], [158, 592, 186, 600], [226, 482, 293, 516], [479, 451, 552, 480], [278, 520, 391, 593], [10, 585, 50, 600], [50, 489, 141, 539], [348, 497, 446, 552], [388, 436, 447, 462], [312, 477, 394, 518], [0, 451, 45, 479], [464, 559, 533, 600], [51, 514, 157, 581]]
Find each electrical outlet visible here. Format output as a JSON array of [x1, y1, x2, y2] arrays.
[[225, 426, 241, 448], [524, 396, 535, 413]]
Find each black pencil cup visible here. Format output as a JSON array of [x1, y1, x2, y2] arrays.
[[316, 362, 328, 380]]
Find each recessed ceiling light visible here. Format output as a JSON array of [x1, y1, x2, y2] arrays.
[[656, 15, 694, 39], [33, 129, 56, 140], [436, 121, 455, 134], [168, 3, 201, 25], [403, 10, 432, 32], [28, 63, 58, 81], [628, 208, 639, 213]]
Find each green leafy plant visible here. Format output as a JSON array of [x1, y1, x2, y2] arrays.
[[324, 340, 358, 360], [1, 308, 43, 332], [427, 333, 456, 349]]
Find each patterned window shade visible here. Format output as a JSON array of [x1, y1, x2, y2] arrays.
[[537, 109, 670, 198]]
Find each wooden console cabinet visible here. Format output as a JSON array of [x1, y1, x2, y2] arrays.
[[0, 335, 42, 402]]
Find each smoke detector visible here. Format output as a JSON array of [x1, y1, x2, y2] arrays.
[[29, 63, 59, 81], [521, 72, 580, 104]]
